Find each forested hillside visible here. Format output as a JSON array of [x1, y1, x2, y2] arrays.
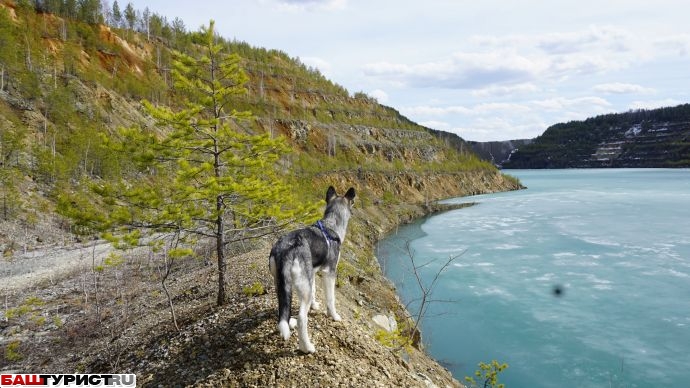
[[504, 104, 690, 168], [0, 0, 502, 249]]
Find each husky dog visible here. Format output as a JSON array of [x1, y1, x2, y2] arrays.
[[269, 186, 356, 353]]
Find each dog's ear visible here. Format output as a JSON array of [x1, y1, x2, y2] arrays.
[[326, 186, 337, 203], [344, 187, 356, 202]]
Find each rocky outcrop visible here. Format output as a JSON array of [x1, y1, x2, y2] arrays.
[[469, 139, 533, 167]]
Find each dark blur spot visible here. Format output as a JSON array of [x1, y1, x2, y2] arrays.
[[552, 284, 564, 297]]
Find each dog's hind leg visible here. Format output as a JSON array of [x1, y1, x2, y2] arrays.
[[310, 267, 321, 311], [275, 262, 292, 340], [323, 272, 341, 321], [292, 260, 316, 353]]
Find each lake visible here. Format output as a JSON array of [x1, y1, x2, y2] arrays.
[[376, 169, 690, 387]]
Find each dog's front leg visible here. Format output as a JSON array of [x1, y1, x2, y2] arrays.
[[323, 273, 341, 321]]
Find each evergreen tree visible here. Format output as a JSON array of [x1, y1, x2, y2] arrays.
[[123, 2, 135, 30], [141, 6, 150, 38], [170, 17, 186, 45], [60, 21, 318, 306], [63, 0, 77, 19], [171, 17, 185, 35], [148, 12, 164, 40], [0, 120, 26, 221], [0, 7, 20, 86], [111, 0, 121, 28], [77, 0, 101, 24]]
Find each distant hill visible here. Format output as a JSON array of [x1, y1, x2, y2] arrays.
[[503, 104, 690, 168]]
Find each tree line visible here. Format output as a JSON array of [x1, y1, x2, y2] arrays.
[[23, 0, 187, 43]]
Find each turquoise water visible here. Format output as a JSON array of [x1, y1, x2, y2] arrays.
[[377, 169, 690, 387]]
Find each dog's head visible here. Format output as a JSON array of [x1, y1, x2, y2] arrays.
[[325, 186, 356, 218], [326, 186, 355, 205]]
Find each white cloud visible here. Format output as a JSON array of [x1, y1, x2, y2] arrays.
[[401, 105, 473, 116], [301, 56, 332, 77], [531, 96, 612, 112], [275, 0, 346, 11], [472, 83, 540, 98], [453, 126, 499, 141], [453, 116, 547, 142], [654, 34, 690, 56], [593, 83, 656, 94], [419, 120, 451, 130], [401, 96, 619, 141], [477, 27, 640, 76], [363, 26, 650, 91], [368, 89, 389, 103], [548, 52, 631, 77], [536, 26, 632, 54], [402, 102, 531, 118], [471, 26, 633, 56], [398, 106, 429, 116], [629, 99, 683, 111], [473, 102, 532, 115], [363, 50, 544, 89], [401, 102, 542, 141]]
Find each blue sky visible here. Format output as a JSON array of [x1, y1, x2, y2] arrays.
[[126, 0, 690, 141]]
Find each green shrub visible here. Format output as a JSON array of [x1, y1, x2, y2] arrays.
[[242, 282, 266, 297], [464, 360, 509, 388], [4, 340, 23, 361], [374, 328, 412, 352]]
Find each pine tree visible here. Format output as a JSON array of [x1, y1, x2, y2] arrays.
[[77, 0, 102, 24], [170, 17, 186, 45], [0, 7, 20, 87], [60, 21, 318, 306], [141, 7, 150, 39], [0, 123, 27, 221], [63, 0, 77, 19], [111, 0, 122, 28], [123, 2, 136, 31]]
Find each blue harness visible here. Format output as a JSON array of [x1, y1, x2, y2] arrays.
[[315, 220, 340, 249]]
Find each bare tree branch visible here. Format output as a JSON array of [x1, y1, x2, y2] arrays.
[[397, 239, 465, 350]]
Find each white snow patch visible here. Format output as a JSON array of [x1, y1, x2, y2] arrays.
[[624, 124, 642, 138]]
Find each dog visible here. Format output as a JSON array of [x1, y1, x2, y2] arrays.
[[269, 186, 356, 353]]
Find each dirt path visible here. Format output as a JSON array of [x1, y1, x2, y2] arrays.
[[1, 241, 113, 292]]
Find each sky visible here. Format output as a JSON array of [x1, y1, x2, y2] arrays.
[[126, 0, 690, 141]]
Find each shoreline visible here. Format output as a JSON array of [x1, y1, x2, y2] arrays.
[[343, 175, 521, 385]]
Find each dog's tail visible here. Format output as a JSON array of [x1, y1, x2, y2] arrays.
[[272, 252, 292, 340]]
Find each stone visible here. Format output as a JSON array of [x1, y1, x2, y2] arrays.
[[372, 314, 392, 332]]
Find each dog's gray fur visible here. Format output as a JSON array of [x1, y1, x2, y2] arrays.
[[269, 186, 356, 353]]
